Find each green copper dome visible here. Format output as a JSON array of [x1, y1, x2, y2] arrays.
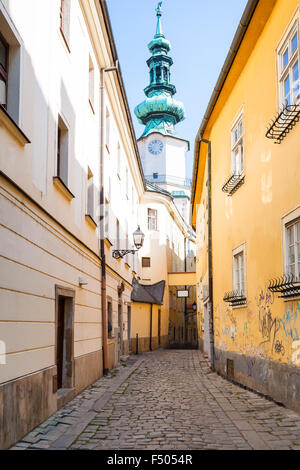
[[134, 2, 186, 138]]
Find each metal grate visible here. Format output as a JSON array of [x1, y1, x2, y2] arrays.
[[266, 103, 300, 144], [268, 274, 300, 299], [222, 173, 245, 195], [223, 291, 247, 306]]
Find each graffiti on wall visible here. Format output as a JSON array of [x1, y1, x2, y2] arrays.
[[256, 288, 280, 351], [280, 304, 299, 341], [274, 340, 285, 356], [222, 325, 237, 341]]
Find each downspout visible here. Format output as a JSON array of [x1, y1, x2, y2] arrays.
[[200, 138, 214, 371], [100, 61, 118, 375]]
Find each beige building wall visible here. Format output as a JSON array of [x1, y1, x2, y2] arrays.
[[0, 0, 145, 449]]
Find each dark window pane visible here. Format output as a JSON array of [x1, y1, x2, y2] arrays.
[[0, 37, 7, 70]]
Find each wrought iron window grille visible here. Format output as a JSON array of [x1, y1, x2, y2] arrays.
[[223, 291, 247, 307], [268, 274, 300, 299], [222, 173, 245, 195], [266, 103, 300, 144]]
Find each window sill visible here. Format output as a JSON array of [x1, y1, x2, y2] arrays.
[[85, 214, 97, 230], [0, 105, 30, 146], [53, 176, 75, 202]]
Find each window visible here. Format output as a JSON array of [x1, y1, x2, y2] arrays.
[[148, 208, 158, 231], [87, 167, 94, 218], [0, 33, 8, 109], [106, 108, 110, 150], [233, 244, 246, 297], [0, 9, 22, 125], [156, 66, 161, 82], [286, 219, 300, 280], [231, 115, 244, 176], [142, 257, 151, 268], [153, 173, 158, 179], [60, 0, 71, 49], [278, 21, 299, 107], [89, 55, 94, 110], [57, 115, 69, 186]]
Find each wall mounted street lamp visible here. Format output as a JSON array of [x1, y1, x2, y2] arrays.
[[112, 226, 145, 260]]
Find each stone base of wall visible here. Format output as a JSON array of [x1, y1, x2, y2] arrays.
[[75, 349, 103, 394], [130, 335, 169, 354], [214, 347, 300, 413], [107, 341, 116, 370], [123, 339, 129, 356], [0, 366, 57, 450], [0, 349, 104, 449]]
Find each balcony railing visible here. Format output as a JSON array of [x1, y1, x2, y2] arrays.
[[268, 274, 300, 299], [222, 173, 245, 195], [223, 290, 247, 307], [145, 174, 192, 188], [266, 103, 300, 144]]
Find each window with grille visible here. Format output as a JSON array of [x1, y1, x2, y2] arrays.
[[286, 219, 300, 280], [233, 245, 246, 297], [231, 115, 244, 176], [278, 21, 299, 107], [148, 208, 157, 231]]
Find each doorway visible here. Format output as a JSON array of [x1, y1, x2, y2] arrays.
[[55, 286, 75, 391]]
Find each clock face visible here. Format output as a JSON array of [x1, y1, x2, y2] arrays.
[[148, 139, 163, 155]]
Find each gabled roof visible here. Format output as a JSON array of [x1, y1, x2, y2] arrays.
[[131, 277, 165, 305]]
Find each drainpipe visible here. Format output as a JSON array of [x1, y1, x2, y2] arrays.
[[100, 61, 118, 375], [200, 138, 215, 371]]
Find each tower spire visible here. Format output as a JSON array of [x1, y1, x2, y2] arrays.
[[155, 2, 164, 38], [134, 2, 186, 138]]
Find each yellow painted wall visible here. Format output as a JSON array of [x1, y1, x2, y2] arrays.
[[194, 0, 300, 368]]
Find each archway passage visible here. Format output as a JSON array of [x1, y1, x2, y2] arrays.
[[167, 272, 198, 350]]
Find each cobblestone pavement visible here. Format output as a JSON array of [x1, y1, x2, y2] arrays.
[[12, 350, 300, 450]]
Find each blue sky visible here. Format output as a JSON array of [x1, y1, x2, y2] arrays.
[[106, 0, 248, 178]]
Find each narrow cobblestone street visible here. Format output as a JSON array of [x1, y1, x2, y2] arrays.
[[11, 350, 300, 451]]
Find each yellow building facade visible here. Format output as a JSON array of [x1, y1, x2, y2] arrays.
[[192, 0, 300, 411]]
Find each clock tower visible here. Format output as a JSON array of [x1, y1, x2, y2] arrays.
[[134, 2, 190, 222]]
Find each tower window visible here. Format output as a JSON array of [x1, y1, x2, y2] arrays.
[[150, 68, 154, 83], [163, 67, 168, 82], [156, 66, 161, 82]]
